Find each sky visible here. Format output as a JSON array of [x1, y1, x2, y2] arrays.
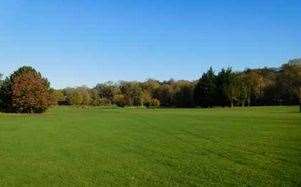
[[0, 0, 300, 88]]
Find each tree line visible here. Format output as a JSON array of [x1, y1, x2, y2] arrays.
[[0, 59, 300, 113]]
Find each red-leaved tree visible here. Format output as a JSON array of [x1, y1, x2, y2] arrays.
[[3, 66, 52, 113]]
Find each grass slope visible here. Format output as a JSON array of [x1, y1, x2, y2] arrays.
[[0, 106, 300, 186]]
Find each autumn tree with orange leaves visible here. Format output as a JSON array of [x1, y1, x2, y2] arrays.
[[0, 66, 52, 113]]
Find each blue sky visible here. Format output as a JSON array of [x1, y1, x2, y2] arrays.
[[0, 0, 300, 88]]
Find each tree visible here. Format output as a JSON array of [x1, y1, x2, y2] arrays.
[[0, 66, 52, 113], [173, 81, 194, 107], [288, 58, 301, 66], [0, 73, 3, 105], [141, 79, 160, 96], [52, 89, 65, 105], [0, 78, 10, 111], [119, 81, 143, 106], [66, 89, 83, 105], [113, 94, 126, 107], [224, 73, 240, 108], [64, 87, 91, 106], [141, 90, 152, 107], [259, 68, 278, 105], [277, 61, 301, 110], [153, 84, 174, 107], [89, 88, 103, 106], [78, 87, 91, 105], [231, 74, 249, 107], [0, 73, 3, 85], [95, 82, 119, 103], [215, 68, 236, 107], [194, 67, 217, 107], [242, 70, 263, 106]]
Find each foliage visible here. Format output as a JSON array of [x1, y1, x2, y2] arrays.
[[1, 59, 300, 109], [149, 98, 160, 107], [141, 79, 160, 96], [119, 81, 143, 106], [194, 67, 217, 107], [215, 68, 236, 107], [173, 81, 194, 107], [0, 66, 52, 113], [142, 90, 160, 107], [223, 73, 241, 107], [242, 70, 263, 106], [51, 89, 65, 105], [64, 87, 91, 106], [276, 63, 301, 105], [0, 77, 12, 111], [0, 73, 3, 86], [113, 94, 127, 107], [142, 90, 152, 107], [95, 82, 119, 103], [55, 60, 300, 108], [153, 84, 174, 107]]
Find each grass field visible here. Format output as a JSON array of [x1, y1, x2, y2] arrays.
[[0, 106, 300, 186]]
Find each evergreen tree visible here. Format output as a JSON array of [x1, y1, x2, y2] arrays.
[[194, 67, 217, 107]]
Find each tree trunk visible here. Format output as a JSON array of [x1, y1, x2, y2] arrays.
[[230, 100, 234, 108]]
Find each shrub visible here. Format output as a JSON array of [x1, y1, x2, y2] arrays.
[[142, 91, 152, 107], [113, 94, 126, 107], [150, 98, 160, 108], [92, 98, 111, 106], [51, 89, 65, 105], [64, 87, 91, 106], [142, 91, 160, 108], [66, 89, 83, 105]]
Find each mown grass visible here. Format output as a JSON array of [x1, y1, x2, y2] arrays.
[[0, 106, 300, 186]]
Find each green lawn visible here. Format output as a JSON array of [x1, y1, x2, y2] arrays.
[[0, 106, 300, 186]]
